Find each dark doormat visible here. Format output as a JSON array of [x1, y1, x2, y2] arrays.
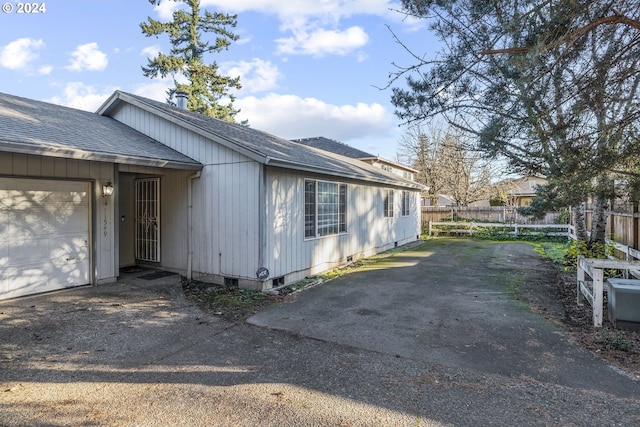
[[121, 266, 148, 274], [138, 270, 178, 280]]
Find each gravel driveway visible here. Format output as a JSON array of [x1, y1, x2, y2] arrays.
[[1, 239, 639, 426]]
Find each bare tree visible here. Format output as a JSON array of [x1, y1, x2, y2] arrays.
[[398, 123, 498, 206], [438, 133, 496, 206], [397, 123, 446, 205]]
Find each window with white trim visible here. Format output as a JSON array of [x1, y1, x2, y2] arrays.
[[305, 179, 347, 238], [401, 190, 410, 216], [384, 189, 394, 217]]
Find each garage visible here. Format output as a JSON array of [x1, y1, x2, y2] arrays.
[[0, 177, 91, 300]]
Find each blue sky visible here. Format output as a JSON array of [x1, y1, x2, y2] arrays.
[[0, 0, 438, 160]]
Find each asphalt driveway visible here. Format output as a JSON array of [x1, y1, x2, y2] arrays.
[[1, 239, 639, 426], [249, 239, 636, 392]]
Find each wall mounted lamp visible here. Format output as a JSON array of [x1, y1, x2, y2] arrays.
[[102, 182, 114, 198]]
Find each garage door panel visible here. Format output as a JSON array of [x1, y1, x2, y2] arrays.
[[3, 204, 88, 238], [0, 260, 88, 300], [6, 237, 51, 265], [0, 178, 91, 300], [50, 236, 90, 263]]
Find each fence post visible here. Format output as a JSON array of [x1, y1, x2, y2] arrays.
[[634, 202, 639, 250], [428, 221, 432, 237], [592, 267, 604, 327], [577, 256, 585, 306]]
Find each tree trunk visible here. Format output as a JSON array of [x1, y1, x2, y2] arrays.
[[590, 195, 608, 246], [573, 204, 589, 242]]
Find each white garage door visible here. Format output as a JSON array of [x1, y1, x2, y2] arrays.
[[0, 178, 90, 300]]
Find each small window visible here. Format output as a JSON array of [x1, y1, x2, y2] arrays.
[[401, 191, 410, 216], [384, 189, 394, 218]]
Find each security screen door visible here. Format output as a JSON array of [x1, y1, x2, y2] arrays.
[[135, 178, 160, 262]]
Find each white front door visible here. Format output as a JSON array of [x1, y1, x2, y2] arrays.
[[135, 178, 160, 263], [0, 178, 90, 300]]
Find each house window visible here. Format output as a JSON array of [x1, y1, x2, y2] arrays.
[[305, 179, 347, 239], [401, 191, 410, 216], [384, 189, 394, 217]]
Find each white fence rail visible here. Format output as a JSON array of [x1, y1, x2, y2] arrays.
[[428, 221, 571, 237], [577, 256, 640, 326]]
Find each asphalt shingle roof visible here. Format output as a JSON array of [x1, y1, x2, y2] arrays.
[[101, 91, 422, 189], [291, 136, 375, 159], [0, 92, 201, 170]]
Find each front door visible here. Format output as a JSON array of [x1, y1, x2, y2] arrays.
[[135, 178, 160, 263]]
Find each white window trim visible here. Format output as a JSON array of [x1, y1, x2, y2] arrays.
[[384, 189, 394, 218], [401, 190, 411, 216], [304, 179, 348, 240]]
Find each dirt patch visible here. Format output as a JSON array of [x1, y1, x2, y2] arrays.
[[553, 268, 640, 379], [182, 280, 291, 322], [516, 252, 640, 379]]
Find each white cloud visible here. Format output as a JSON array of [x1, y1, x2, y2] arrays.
[[45, 82, 117, 112], [221, 58, 281, 93], [38, 65, 53, 75], [0, 38, 44, 70], [133, 79, 173, 103], [276, 25, 369, 57], [199, 1, 409, 58], [154, 0, 181, 20], [65, 43, 108, 72], [202, 0, 399, 21], [141, 45, 161, 58], [235, 93, 393, 141]]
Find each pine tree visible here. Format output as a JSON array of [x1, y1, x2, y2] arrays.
[[389, 0, 640, 246], [141, 0, 243, 123]]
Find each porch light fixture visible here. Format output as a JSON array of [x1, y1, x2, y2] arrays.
[[102, 182, 114, 198]]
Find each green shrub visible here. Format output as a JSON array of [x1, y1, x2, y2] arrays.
[[563, 240, 613, 270]]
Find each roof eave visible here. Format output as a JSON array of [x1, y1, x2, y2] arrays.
[[266, 158, 426, 190], [0, 140, 203, 171]]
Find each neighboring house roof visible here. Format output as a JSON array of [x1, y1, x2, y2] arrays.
[[98, 91, 424, 190], [505, 176, 547, 197], [0, 92, 201, 170], [292, 136, 418, 174]]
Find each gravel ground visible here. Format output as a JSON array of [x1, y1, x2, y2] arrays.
[[1, 240, 639, 426]]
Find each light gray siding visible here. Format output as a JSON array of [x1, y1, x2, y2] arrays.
[[265, 168, 421, 283], [191, 159, 260, 283], [0, 151, 116, 283], [109, 103, 261, 286]]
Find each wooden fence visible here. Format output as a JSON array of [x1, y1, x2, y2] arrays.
[[572, 203, 640, 260]]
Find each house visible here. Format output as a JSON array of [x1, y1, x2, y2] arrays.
[[292, 136, 417, 181], [0, 91, 424, 300], [502, 176, 547, 206]]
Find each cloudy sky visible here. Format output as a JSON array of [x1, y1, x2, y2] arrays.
[[0, 0, 438, 160]]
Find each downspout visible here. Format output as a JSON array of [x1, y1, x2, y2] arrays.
[[258, 157, 271, 272], [187, 171, 201, 280], [258, 156, 271, 282]]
